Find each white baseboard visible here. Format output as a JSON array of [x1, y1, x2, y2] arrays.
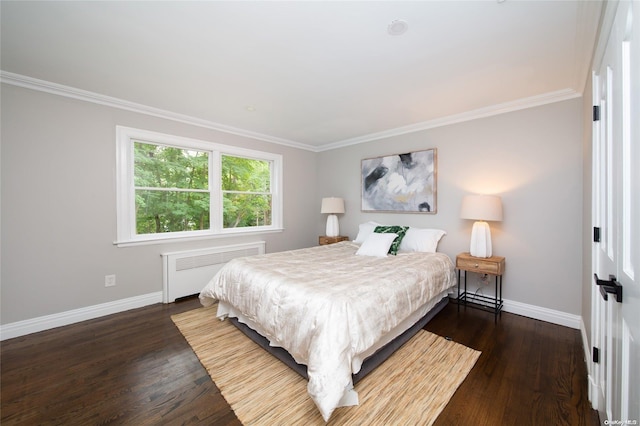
[[502, 298, 582, 329], [580, 317, 598, 410], [448, 291, 582, 329], [0, 292, 163, 341]]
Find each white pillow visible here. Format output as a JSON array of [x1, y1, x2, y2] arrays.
[[398, 228, 447, 253], [356, 232, 398, 257], [353, 221, 382, 244]]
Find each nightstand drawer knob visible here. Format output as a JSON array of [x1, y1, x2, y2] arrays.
[[474, 264, 479, 268]]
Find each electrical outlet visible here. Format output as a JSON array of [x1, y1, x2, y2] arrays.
[[105, 274, 116, 287]]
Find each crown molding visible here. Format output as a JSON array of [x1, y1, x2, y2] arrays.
[[2, 70, 582, 153], [318, 88, 582, 151], [0, 71, 317, 152]]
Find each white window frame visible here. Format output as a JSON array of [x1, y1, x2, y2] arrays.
[[115, 126, 283, 246]]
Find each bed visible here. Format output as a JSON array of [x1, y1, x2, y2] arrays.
[[199, 226, 456, 421]]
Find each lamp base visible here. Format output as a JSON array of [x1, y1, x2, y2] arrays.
[[325, 214, 339, 237], [469, 221, 492, 258]]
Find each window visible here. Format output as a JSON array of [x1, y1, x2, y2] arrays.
[[134, 142, 211, 234], [116, 126, 282, 245], [221, 155, 273, 228]]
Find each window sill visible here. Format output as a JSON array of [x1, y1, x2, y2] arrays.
[[114, 228, 284, 248]]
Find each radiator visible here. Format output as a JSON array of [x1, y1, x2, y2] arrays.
[[161, 241, 265, 303]]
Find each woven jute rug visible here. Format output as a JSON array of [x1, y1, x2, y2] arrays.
[[172, 305, 480, 425]]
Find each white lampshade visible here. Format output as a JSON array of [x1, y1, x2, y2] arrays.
[[460, 195, 503, 222], [460, 195, 503, 258], [321, 197, 345, 237], [321, 197, 345, 214]]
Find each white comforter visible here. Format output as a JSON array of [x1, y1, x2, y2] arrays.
[[199, 241, 456, 421]]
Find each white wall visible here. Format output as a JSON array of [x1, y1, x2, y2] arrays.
[[1, 83, 585, 328], [1, 84, 318, 324], [317, 98, 584, 315]]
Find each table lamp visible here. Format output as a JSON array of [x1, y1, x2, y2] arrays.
[[460, 194, 503, 258], [321, 197, 345, 237]]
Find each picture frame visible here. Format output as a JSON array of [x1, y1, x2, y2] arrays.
[[361, 148, 437, 213]]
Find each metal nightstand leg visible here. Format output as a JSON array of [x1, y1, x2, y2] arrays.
[[457, 269, 469, 310]]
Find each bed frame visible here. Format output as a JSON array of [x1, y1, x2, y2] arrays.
[[229, 296, 449, 384]]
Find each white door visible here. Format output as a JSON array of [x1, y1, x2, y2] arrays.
[[591, 1, 639, 423]]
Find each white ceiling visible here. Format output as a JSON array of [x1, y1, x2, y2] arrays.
[[1, 1, 602, 151]]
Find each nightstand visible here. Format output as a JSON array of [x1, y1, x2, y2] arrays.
[[456, 252, 505, 320], [319, 236, 349, 245]]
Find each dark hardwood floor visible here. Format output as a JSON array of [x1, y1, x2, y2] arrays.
[[1, 297, 599, 425], [425, 303, 599, 426]]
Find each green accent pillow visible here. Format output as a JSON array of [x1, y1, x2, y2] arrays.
[[374, 225, 409, 255]]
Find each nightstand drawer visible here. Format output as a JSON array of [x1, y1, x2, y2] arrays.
[[456, 256, 504, 275], [319, 235, 349, 245]]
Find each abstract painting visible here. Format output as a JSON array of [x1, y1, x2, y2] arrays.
[[361, 148, 437, 213]]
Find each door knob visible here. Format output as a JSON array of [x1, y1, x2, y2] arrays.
[[594, 273, 623, 303]]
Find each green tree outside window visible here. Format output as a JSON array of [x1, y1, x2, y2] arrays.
[[133, 141, 272, 234], [222, 155, 272, 228]]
